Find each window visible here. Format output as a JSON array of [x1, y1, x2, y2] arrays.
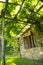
[[23, 36, 32, 49], [23, 33, 35, 49]]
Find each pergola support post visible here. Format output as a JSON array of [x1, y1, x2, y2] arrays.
[[1, 18, 5, 65]]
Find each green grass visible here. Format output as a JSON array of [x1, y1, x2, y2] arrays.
[[0, 59, 1, 65], [0, 57, 43, 65]]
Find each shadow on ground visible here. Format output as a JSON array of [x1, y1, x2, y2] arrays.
[[6, 57, 43, 65]]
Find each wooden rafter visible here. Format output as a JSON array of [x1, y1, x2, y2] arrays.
[[0, 1, 21, 6], [18, 5, 43, 36], [13, 0, 25, 19], [0, 0, 43, 36], [6, 0, 25, 31], [33, 0, 39, 9]]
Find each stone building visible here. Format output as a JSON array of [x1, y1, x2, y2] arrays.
[[18, 26, 43, 59]]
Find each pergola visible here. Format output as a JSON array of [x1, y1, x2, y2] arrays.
[[0, 0, 43, 65]]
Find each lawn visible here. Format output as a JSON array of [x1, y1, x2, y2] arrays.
[[0, 57, 43, 65], [0, 59, 1, 65]]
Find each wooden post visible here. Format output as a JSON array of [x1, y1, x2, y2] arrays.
[[31, 32, 35, 47], [1, 18, 5, 65], [1, 0, 8, 65]]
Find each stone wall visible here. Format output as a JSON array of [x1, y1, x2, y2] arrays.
[[19, 29, 43, 59], [33, 31, 43, 47], [20, 43, 43, 59]]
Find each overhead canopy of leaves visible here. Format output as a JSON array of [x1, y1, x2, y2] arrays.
[[0, 0, 43, 39]]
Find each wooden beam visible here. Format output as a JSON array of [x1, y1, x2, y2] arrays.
[[33, 0, 39, 9], [21, 27, 30, 36], [36, 5, 43, 13], [0, 5, 42, 25], [0, 1, 21, 6], [13, 0, 25, 19]]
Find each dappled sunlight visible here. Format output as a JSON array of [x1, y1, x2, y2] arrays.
[[0, 0, 43, 65], [10, 30, 17, 37], [11, 63, 16, 65], [11, 6, 20, 17], [6, 58, 17, 65], [6, 59, 13, 63]]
